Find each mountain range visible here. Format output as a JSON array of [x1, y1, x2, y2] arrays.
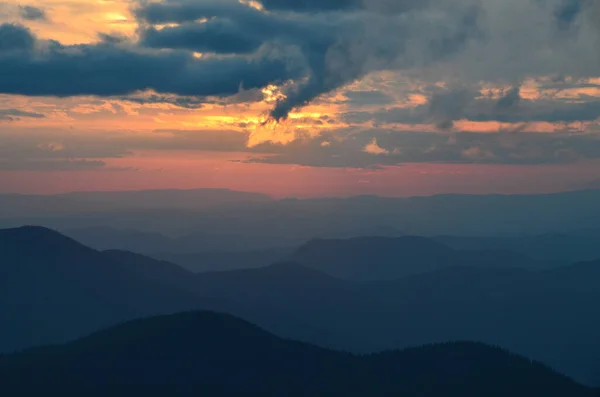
[[0, 311, 594, 397], [5, 189, 600, 253], [289, 236, 559, 281], [0, 226, 218, 352], [2, 226, 600, 386]]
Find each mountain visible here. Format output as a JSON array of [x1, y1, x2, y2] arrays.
[[0, 226, 213, 353], [435, 233, 600, 263], [290, 236, 556, 281], [63, 227, 177, 253], [0, 227, 329, 353], [0, 189, 272, 218], [3, 226, 600, 386], [59, 188, 272, 209], [195, 262, 350, 306], [65, 226, 290, 255], [103, 250, 197, 290], [153, 247, 294, 273], [7, 189, 600, 251], [0, 311, 592, 397], [186, 259, 600, 385], [318, 263, 600, 386]]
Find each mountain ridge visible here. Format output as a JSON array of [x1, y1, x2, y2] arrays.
[[0, 311, 593, 397]]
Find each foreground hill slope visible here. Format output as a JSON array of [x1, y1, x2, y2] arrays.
[[0, 311, 593, 397]]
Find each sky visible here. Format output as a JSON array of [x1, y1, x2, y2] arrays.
[[1, 0, 600, 197]]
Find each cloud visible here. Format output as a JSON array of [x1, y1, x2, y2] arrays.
[[363, 138, 389, 155], [19, 5, 47, 21], [343, 84, 600, 126], [119, 94, 206, 109], [133, 0, 485, 120], [0, 108, 45, 121], [4, 121, 600, 169], [127, 0, 600, 119], [0, 159, 107, 172], [495, 86, 521, 110], [1, 0, 600, 123], [0, 23, 35, 51], [259, 0, 359, 12], [258, 0, 430, 14], [140, 20, 263, 54], [341, 90, 395, 106], [554, 0, 584, 30], [0, 127, 249, 161], [247, 128, 600, 168], [0, 24, 299, 98]]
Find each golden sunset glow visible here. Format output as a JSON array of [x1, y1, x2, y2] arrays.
[[1, 0, 600, 197]]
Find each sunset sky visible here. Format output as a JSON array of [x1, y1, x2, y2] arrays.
[[1, 0, 600, 197]]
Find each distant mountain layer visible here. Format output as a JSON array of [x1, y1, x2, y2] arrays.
[[0, 188, 272, 217], [3, 226, 600, 386], [0, 311, 593, 397], [61, 226, 295, 264], [290, 236, 559, 281], [152, 247, 294, 273], [435, 233, 600, 262], [4, 189, 600, 250]]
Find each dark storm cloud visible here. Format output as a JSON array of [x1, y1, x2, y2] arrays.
[[0, 24, 298, 97], [141, 21, 262, 54], [135, 0, 424, 17], [269, 5, 484, 121], [19, 5, 46, 21], [2, 0, 600, 123], [0, 23, 35, 51], [134, 0, 257, 24], [135, 0, 485, 120], [554, 0, 584, 29], [97, 33, 129, 45], [426, 88, 476, 129], [495, 86, 521, 110], [260, 0, 360, 12], [256, 0, 428, 14]]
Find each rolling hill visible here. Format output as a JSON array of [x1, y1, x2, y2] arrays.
[[0, 311, 593, 397], [3, 226, 600, 386], [0, 226, 214, 353]]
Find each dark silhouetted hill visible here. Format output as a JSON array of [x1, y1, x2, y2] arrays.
[[185, 258, 600, 385], [0, 226, 213, 353], [103, 250, 196, 290], [290, 236, 555, 280], [0, 311, 592, 397]]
